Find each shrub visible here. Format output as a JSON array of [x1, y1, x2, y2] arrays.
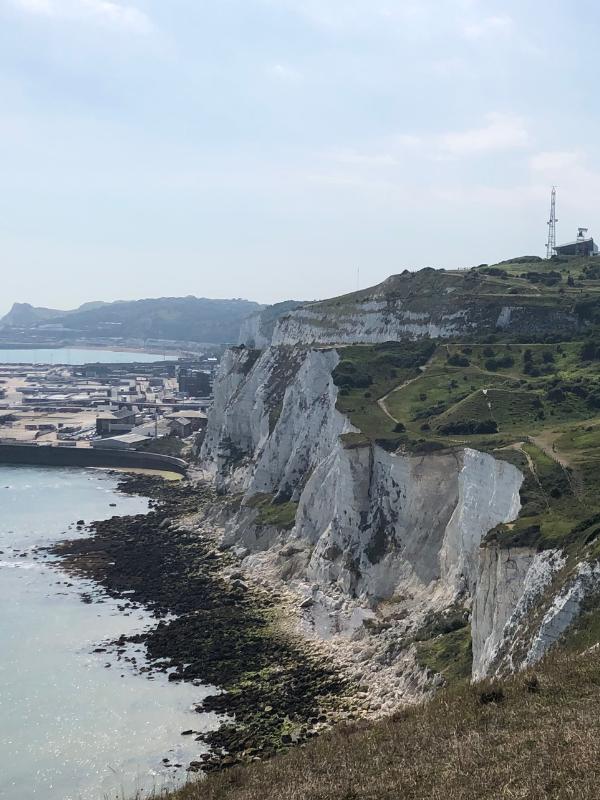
[[582, 340, 600, 361], [485, 355, 515, 371], [520, 270, 562, 286], [447, 354, 470, 367], [334, 360, 373, 389], [438, 419, 498, 435], [479, 685, 505, 705], [546, 386, 565, 403], [587, 389, 600, 410]]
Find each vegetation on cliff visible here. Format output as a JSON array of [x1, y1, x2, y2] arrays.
[[312, 257, 600, 558]]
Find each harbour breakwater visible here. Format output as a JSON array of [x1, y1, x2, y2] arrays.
[[0, 442, 188, 474]]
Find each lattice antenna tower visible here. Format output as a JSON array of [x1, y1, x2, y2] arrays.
[[546, 186, 558, 259]]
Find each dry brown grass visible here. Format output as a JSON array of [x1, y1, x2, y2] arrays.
[[157, 647, 600, 800]]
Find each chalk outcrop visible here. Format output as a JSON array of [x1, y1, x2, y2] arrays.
[[238, 270, 582, 348], [201, 333, 594, 698]]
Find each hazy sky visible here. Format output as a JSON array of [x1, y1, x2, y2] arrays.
[[1, 0, 599, 313]]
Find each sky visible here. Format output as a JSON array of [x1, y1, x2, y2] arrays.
[[1, 0, 600, 312]]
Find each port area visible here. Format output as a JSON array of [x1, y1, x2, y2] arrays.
[[0, 358, 214, 456]]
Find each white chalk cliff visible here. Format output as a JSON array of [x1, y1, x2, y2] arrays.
[[200, 340, 597, 696]]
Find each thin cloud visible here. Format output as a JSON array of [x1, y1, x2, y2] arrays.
[[323, 114, 529, 178], [10, 0, 153, 34], [439, 112, 530, 156]]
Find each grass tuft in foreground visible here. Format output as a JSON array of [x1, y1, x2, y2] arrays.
[[151, 641, 600, 800]]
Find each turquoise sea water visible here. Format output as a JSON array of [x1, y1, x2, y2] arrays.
[[0, 466, 218, 800], [0, 348, 167, 365]]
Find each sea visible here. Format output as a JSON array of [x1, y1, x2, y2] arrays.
[[0, 349, 217, 800], [0, 348, 167, 365], [0, 466, 219, 800]]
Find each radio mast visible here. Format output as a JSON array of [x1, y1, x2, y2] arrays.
[[546, 186, 558, 259]]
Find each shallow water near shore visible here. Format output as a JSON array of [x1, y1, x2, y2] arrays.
[[0, 465, 219, 800], [0, 347, 165, 364]]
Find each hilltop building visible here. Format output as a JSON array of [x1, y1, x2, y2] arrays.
[[555, 228, 599, 257]]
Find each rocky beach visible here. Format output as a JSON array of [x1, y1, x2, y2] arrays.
[[50, 474, 359, 774]]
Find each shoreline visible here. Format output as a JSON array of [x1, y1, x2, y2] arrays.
[[0, 465, 212, 799], [50, 474, 359, 775], [0, 344, 177, 358], [0, 342, 208, 357]]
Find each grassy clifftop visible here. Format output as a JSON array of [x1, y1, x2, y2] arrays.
[[314, 254, 600, 313], [323, 253, 600, 558], [162, 630, 600, 800], [270, 255, 600, 348]]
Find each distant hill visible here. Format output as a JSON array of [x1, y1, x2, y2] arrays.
[[0, 296, 264, 345], [0, 302, 65, 328], [238, 300, 306, 347]]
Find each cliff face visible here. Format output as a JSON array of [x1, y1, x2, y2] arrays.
[[200, 344, 575, 689], [295, 444, 521, 602], [238, 301, 305, 349], [201, 346, 353, 496], [238, 270, 583, 348], [472, 546, 600, 679], [269, 300, 579, 347], [201, 275, 595, 696]]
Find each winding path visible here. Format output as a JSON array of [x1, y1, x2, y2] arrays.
[[377, 357, 436, 424]]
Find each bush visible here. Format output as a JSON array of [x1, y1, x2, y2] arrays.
[[479, 684, 505, 705], [334, 360, 373, 389], [520, 270, 562, 286], [485, 355, 515, 371], [587, 389, 600, 410], [575, 298, 600, 323], [582, 340, 600, 361], [393, 422, 406, 433], [498, 255, 543, 265], [438, 419, 498, 435], [447, 354, 470, 367]]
